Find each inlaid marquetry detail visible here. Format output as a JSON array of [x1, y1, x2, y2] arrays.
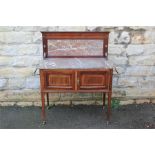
[[45, 70, 75, 90]]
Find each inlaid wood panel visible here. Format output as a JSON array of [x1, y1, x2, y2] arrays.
[[45, 70, 75, 90], [77, 71, 108, 90]]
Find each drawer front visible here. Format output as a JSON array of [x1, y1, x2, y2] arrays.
[[45, 70, 75, 90], [77, 71, 109, 90]]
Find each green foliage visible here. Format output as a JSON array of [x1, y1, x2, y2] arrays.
[[111, 98, 120, 109], [106, 99, 120, 109], [104, 98, 120, 109]]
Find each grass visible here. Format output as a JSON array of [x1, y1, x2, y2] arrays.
[[104, 98, 120, 109]]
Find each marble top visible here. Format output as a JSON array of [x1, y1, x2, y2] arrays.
[[38, 58, 114, 69]]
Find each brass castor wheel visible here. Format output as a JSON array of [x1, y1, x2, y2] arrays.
[[42, 120, 46, 125]]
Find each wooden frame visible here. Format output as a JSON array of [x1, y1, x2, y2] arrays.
[[40, 32, 113, 125], [41, 32, 109, 58]]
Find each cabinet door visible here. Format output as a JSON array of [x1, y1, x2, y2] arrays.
[[77, 71, 109, 90], [45, 70, 75, 90]]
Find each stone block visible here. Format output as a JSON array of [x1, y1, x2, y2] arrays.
[[0, 56, 13, 66], [109, 55, 128, 65], [143, 44, 155, 55], [125, 66, 155, 76], [0, 44, 41, 56], [0, 67, 35, 78], [0, 101, 41, 106], [92, 93, 102, 99], [0, 26, 14, 31], [0, 79, 8, 89], [144, 30, 155, 44], [15, 102, 34, 107], [131, 30, 145, 44], [32, 32, 42, 43], [0, 89, 40, 102], [129, 26, 152, 30], [14, 26, 54, 32], [72, 100, 95, 105], [112, 77, 118, 87], [86, 26, 115, 31], [8, 78, 26, 89], [26, 76, 40, 89], [112, 27, 123, 31], [0, 56, 41, 67], [135, 99, 150, 104], [46, 26, 58, 31], [108, 44, 125, 55], [118, 77, 138, 87], [53, 101, 71, 106], [131, 29, 155, 44], [12, 56, 41, 67], [129, 55, 155, 66], [109, 31, 119, 44], [86, 26, 100, 31], [59, 93, 72, 101], [57, 26, 86, 31], [48, 93, 60, 102], [14, 26, 38, 31], [33, 101, 42, 106], [138, 77, 155, 88], [120, 100, 134, 105], [125, 88, 155, 97], [95, 100, 104, 105], [117, 31, 131, 44], [150, 99, 155, 104], [71, 93, 93, 100], [126, 45, 144, 56], [110, 30, 131, 44], [112, 88, 126, 97], [126, 44, 155, 56], [0, 32, 33, 44], [59, 93, 93, 101], [33, 100, 78, 106], [0, 102, 16, 106], [113, 66, 125, 75]]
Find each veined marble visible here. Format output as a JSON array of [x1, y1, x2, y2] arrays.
[[38, 58, 114, 69]]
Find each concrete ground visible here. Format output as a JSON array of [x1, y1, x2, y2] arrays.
[[0, 104, 155, 129]]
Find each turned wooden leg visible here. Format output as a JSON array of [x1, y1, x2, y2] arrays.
[[102, 93, 106, 109], [41, 92, 46, 124], [46, 93, 49, 108], [107, 92, 112, 122]]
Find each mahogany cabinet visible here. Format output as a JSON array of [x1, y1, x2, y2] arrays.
[[39, 32, 114, 124]]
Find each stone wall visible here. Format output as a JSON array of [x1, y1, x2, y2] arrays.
[[0, 26, 155, 106]]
